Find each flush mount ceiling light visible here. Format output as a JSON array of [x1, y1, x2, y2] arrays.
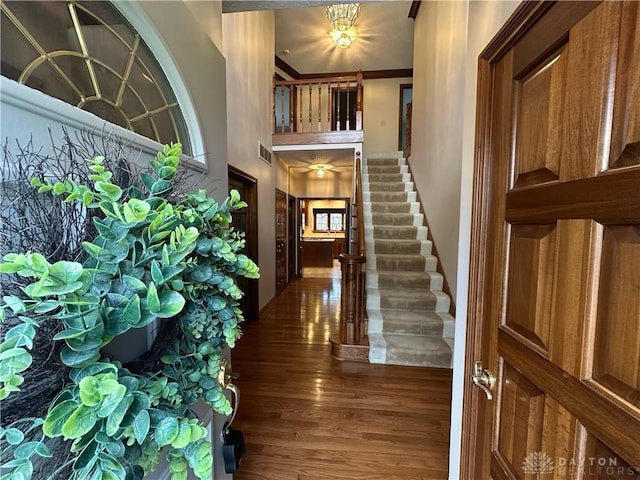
[[326, 3, 360, 31], [326, 3, 360, 48], [310, 164, 329, 178]]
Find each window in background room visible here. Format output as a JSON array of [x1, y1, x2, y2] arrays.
[[313, 208, 345, 232]]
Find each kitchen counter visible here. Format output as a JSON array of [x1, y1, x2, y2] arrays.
[[302, 238, 335, 267]]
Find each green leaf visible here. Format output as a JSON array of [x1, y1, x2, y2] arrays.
[[123, 199, 151, 224], [95, 181, 123, 202], [70, 363, 117, 384], [62, 405, 98, 439], [150, 180, 172, 196], [36, 442, 52, 458], [140, 173, 156, 192], [133, 410, 150, 444], [43, 400, 77, 437], [151, 261, 163, 285], [122, 295, 141, 326], [155, 417, 179, 446], [48, 260, 84, 284], [14, 441, 41, 459], [170, 422, 192, 449], [146, 282, 160, 314], [154, 291, 185, 318], [4, 427, 24, 445], [2, 295, 26, 313], [60, 346, 100, 367], [96, 385, 126, 418], [106, 395, 134, 437], [5, 323, 35, 349], [122, 276, 147, 294], [53, 328, 91, 341]]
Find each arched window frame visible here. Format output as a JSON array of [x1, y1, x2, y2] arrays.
[[0, 1, 206, 167]]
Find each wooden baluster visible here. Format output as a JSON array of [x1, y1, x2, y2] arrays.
[[336, 81, 341, 131], [318, 82, 322, 132], [308, 83, 312, 132], [327, 82, 332, 132], [346, 81, 351, 131], [272, 83, 277, 133], [356, 71, 363, 131], [280, 85, 285, 134], [299, 83, 303, 132], [289, 85, 294, 133]]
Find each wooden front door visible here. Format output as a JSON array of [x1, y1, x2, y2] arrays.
[[463, 2, 640, 478], [275, 189, 287, 295]]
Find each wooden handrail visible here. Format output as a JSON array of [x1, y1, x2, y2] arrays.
[[273, 73, 363, 135], [338, 151, 367, 346]]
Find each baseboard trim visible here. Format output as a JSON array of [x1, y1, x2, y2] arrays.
[[258, 295, 277, 317], [330, 336, 370, 362]]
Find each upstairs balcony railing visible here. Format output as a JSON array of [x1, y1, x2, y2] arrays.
[[273, 72, 363, 145]]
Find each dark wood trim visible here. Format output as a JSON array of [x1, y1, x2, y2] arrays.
[[298, 69, 413, 81], [408, 0, 421, 19], [274, 72, 286, 81], [275, 55, 301, 79], [398, 83, 412, 151], [405, 159, 456, 318], [479, 1, 552, 62], [273, 131, 363, 146], [506, 169, 640, 224], [460, 59, 494, 480]]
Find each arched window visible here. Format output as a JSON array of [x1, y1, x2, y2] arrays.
[[1, 1, 192, 155]]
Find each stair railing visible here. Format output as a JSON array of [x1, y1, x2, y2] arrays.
[[273, 72, 363, 135], [339, 151, 367, 346]]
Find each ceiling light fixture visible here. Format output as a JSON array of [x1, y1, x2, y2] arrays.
[[316, 165, 326, 178], [326, 3, 359, 48], [326, 3, 360, 31]]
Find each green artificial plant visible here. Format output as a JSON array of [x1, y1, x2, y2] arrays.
[[0, 143, 259, 480]]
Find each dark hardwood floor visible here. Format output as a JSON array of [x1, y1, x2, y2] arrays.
[[231, 266, 452, 480]]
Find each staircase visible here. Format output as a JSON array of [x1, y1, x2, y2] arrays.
[[362, 152, 454, 368]]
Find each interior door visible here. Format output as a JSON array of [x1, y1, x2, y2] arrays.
[[463, 2, 640, 478], [287, 194, 298, 280], [275, 189, 287, 295], [228, 166, 259, 322]]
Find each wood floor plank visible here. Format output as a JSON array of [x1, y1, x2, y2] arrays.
[[231, 272, 452, 479]]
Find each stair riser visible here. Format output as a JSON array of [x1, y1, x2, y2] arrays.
[[365, 158, 404, 166], [377, 275, 433, 289], [370, 204, 411, 214], [386, 350, 452, 368], [371, 226, 427, 240], [375, 242, 421, 255], [371, 214, 420, 226], [365, 174, 408, 183], [383, 322, 443, 336], [366, 166, 402, 174], [374, 258, 426, 271]]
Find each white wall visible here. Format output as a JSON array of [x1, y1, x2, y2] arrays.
[[183, 0, 223, 53], [363, 77, 412, 154], [411, 1, 467, 299], [410, 2, 520, 478], [290, 169, 353, 199], [222, 10, 276, 310]]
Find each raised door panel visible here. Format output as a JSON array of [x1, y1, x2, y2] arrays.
[[275, 190, 287, 295], [610, 2, 640, 170]]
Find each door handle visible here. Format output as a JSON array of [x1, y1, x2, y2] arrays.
[[217, 359, 240, 431], [472, 360, 496, 400]]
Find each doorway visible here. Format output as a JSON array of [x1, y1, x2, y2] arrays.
[[228, 166, 259, 322], [275, 189, 287, 296]]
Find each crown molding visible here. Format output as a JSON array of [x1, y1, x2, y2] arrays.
[[275, 55, 301, 79]]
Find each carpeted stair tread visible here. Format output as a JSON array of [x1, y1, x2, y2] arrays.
[[367, 182, 407, 192], [367, 173, 404, 182], [371, 213, 417, 226], [374, 239, 422, 254], [369, 192, 410, 202], [370, 203, 411, 213], [378, 311, 445, 335], [373, 254, 431, 271], [383, 335, 452, 368], [376, 288, 439, 311], [373, 226, 421, 239], [366, 158, 402, 166], [367, 165, 402, 174], [375, 271, 437, 288]]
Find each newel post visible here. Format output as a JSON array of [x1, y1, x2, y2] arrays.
[[339, 254, 366, 344]]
